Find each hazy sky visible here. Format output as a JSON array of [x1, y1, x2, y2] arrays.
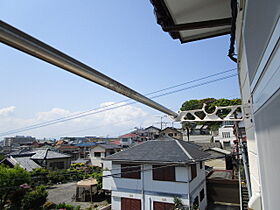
[[0, 0, 239, 139]]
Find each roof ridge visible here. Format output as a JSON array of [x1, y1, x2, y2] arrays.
[[175, 140, 194, 161], [105, 141, 148, 158]]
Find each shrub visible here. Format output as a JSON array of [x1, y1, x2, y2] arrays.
[[43, 201, 56, 209], [56, 203, 80, 210], [21, 185, 48, 210]]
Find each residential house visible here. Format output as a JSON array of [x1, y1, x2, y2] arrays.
[[119, 133, 139, 147], [1, 149, 71, 171], [144, 126, 161, 140], [103, 137, 210, 210], [90, 144, 122, 167], [214, 121, 245, 150], [195, 142, 233, 170], [213, 121, 236, 150], [160, 127, 183, 140], [55, 144, 80, 160], [75, 142, 97, 159]]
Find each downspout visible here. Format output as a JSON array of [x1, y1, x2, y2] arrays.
[[228, 0, 238, 63], [142, 164, 145, 210]]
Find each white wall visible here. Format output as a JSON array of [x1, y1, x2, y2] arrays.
[[103, 161, 208, 210], [189, 162, 207, 210], [236, 0, 280, 208], [214, 126, 236, 148], [89, 146, 106, 167]]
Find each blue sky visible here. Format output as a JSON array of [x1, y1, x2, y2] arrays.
[[0, 0, 239, 139]]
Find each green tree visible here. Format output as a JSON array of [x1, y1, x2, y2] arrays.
[[21, 185, 48, 210], [0, 165, 31, 209]]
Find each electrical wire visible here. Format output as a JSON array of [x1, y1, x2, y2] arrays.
[[0, 68, 236, 137], [0, 71, 237, 137]]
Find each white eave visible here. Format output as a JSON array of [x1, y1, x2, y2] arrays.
[[151, 0, 232, 43]]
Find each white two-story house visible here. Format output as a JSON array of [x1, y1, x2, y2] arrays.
[[90, 144, 122, 167], [102, 137, 211, 210]]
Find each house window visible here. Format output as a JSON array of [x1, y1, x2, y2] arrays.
[[193, 196, 199, 208], [109, 151, 115, 155], [94, 152, 101, 157], [200, 162, 203, 169], [168, 133, 173, 137], [153, 201, 175, 210], [122, 138, 128, 142], [200, 188, 205, 202], [49, 161, 64, 170], [152, 165, 175, 181], [121, 198, 141, 210], [121, 164, 141, 179], [222, 132, 231, 138], [223, 141, 231, 149], [190, 164, 197, 180], [174, 133, 177, 136]]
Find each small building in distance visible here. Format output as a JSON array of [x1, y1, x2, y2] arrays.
[[90, 144, 122, 167], [4, 136, 36, 147], [144, 126, 161, 140], [55, 144, 80, 160], [160, 127, 183, 140], [119, 133, 139, 147]]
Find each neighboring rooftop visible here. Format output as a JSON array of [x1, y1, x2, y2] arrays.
[[75, 142, 97, 147], [104, 136, 210, 163], [7, 156, 42, 171], [95, 144, 122, 149]]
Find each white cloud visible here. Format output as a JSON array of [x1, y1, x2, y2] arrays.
[[0, 102, 159, 140], [0, 106, 16, 116]]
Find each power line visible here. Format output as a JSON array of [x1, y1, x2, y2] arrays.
[[0, 71, 237, 137], [0, 68, 236, 136]]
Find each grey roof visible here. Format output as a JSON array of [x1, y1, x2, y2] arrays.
[[3, 156, 42, 172], [195, 142, 222, 150], [31, 149, 71, 160], [104, 137, 210, 163], [13, 156, 42, 171], [97, 144, 122, 149], [187, 135, 213, 143]]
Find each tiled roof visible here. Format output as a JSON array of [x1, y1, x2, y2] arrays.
[[30, 149, 71, 160], [12, 156, 42, 171], [75, 142, 97, 147], [104, 136, 210, 163], [119, 133, 138, 138], [97, 144, 122, 149]]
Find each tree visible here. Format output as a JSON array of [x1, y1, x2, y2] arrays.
[[181, 98, 241, 132], [21, 185, 48, 210], [0, 165, 31, 209]]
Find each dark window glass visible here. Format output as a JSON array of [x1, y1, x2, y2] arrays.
[[121, 164, 141, 179], [191, 164, 197, 180], [50, 161, 64, 170], [121, 198, 141, 210], [94, 152, 101, 157], [152, 165, 175, 181], [153, 201, 175, 210], [200, 188, 205, 202], [193, 196, 199, 207], [200, 162, 203, 169]]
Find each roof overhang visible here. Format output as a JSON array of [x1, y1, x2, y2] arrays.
[[150, 0, 232, 43]]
